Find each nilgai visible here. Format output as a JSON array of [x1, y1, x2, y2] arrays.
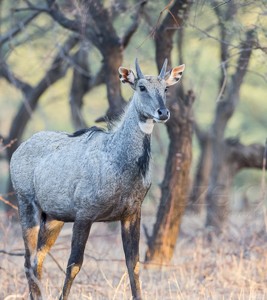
[[10, 58, 185, 300]]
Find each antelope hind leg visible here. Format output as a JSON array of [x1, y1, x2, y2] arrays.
[[18, 195, 42, 300], [34, 214, 64, 280]]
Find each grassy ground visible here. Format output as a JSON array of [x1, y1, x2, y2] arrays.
[[1, 205, 267, 300]]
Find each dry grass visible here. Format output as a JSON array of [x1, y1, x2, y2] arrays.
[[1, 208, 267, 300]]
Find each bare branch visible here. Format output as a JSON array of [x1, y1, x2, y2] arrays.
[[45, 0, 81, 33], [0, 11, 40, 46], [45, 0, 116, 52], [86, 1, 121, 52], [188, 22, 237, 49], [213, 28, 256, 139], [226, 138, 266, 171], [121, 0, 147, 48], [36, 0, 126, 123], [213, 0, 237, 89], [0, 62, 32, 94], [255, 42, 267, 54], [231, 29, 256, 91], [35, 35, 78, 92], [5, 35, 78, 160]]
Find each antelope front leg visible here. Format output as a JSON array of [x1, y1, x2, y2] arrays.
[[59, 220, 91, 300], [121, 212, 142, 300]]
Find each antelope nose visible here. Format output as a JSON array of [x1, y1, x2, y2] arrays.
[[157, 108, 170, 121]]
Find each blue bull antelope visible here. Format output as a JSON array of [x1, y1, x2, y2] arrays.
[[10, 59, 185, 300]]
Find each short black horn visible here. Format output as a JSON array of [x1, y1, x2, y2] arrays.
[[159, 58, 168, 79], [135, 58, 145, 79]]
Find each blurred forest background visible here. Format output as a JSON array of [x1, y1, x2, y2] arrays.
[[0, 0, 267, 298]]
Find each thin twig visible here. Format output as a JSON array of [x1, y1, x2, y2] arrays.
[[0, 139, 17, 151], [216, 62, 227, 102], [0, 196, 18, 211], [112, 272, 128, 300], [151, 0, 178, 38], [212, 0, 232, 9], [137, 0, 179, 49], [0, 250, 24, 256], [48, 252, 66, 275], [84, 253, 185, 269], [188, 21, 237, 49], [0, 249, 67, 275]]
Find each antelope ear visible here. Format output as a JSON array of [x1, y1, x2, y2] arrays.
[[118, 67, 136, 87], [165, 64, 185, 86]]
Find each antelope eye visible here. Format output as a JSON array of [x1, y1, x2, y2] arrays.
[[139, 86, 147, 92], [165, 87, 168, 92]]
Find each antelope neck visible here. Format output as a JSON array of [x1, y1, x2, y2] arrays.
[[138, 119, 154, 134]]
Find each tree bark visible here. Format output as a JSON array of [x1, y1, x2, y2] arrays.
[[145, 0, 193, 265]]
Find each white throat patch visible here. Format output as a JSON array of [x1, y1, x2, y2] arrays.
[[138, 119, 154, 134]]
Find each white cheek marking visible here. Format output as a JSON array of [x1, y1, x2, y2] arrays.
[[138, 119, 154, 134]]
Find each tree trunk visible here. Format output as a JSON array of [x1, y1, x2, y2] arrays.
[[145, 90, 194, 264], [86, 1, 127, 122], [205, 29, 256, 231], [103, 46, 126, 121], [205, 142, 233, 231], [188, 1, 237, 213], [69, 46, 91, 130], [47, 0, 146, 122], [188, 131, 212, 213], [206, 138, 265, 232], [144, 0, 192, 265]]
